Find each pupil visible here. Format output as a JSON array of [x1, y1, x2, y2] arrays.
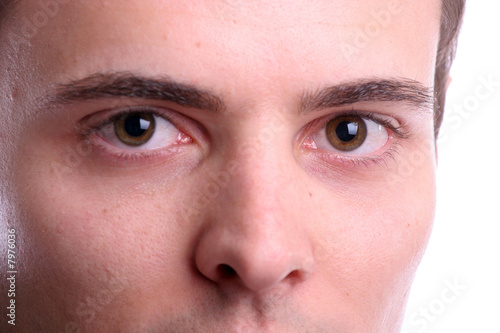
[[124, 114, 150, 137], [335, 121, 358, 142]]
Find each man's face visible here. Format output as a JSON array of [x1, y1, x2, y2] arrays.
[[0, 0, 441, 332]]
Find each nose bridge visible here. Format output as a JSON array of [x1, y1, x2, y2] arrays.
[[217, 123, 300, 252], [226, 153, 293, 246], [194, 112, 314, 292], [227, 115, 295, 223], [241, 106, 291, 187]]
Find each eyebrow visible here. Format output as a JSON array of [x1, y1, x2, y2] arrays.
[[301, 78, 435, 114], [46, 72, 434, 114], [48, 72, 225, 113]]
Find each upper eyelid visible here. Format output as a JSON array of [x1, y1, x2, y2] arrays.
[[78, 106, 174, 136], [311, 110, 406, 139], [80, 105, 406, 143], [79, 105, 210, 152]]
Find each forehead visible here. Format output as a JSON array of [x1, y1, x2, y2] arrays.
[[7, 0, 441, 103]]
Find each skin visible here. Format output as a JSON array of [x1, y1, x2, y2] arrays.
[[0, 0, 442, 332]]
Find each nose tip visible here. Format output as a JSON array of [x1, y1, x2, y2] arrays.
[[193, 138, 314, 293], [195, 226, 313, 292]]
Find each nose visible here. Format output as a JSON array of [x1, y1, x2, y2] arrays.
[[195, 212, 313, 292], [194, 144, 314, 293]]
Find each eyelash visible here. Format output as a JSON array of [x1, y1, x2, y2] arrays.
[[300, 110, 408, 168], [80, 107, 408, 168], [79, 106, 194, 162], [311, 110, 407, 139], [315, 142, 401, 169]]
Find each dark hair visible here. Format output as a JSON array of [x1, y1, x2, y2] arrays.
[[434, 0, 466, 137], [0, 0, 465, 138]]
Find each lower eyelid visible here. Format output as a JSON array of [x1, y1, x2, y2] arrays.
[[82, 112, 195, 162], [83, 131, 195, 164], [101, 123, 182, 149], [299, 116, 402, 170], [313, 142, 400, 169]]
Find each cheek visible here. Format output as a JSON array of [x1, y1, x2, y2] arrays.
[[17, 172, 188, 269], [11, 142, 204, 325], [364, 164, 436, 326], [306, 151, 436, 320], [12, 128, 201, 275]]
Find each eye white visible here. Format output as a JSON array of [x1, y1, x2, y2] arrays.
[[313, 118, 390, 155], [97, 114, 182, 150]]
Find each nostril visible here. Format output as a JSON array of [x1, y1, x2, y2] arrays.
[[286, 270, 300, 280], [284, 269, 306, 285], [217, 264, 237, 278]]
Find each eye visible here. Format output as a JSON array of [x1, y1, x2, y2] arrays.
[[325, 115, 367, 151], [94, 110, 192, 151], [305, 113, 391, 156], [114, 112, 155, 146]]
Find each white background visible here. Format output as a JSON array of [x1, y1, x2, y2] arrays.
[[402, 1, 500, 332]]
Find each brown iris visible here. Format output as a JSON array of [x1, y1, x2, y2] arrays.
[[114, 112, 155, 146], [326, 115, 367, 151]]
